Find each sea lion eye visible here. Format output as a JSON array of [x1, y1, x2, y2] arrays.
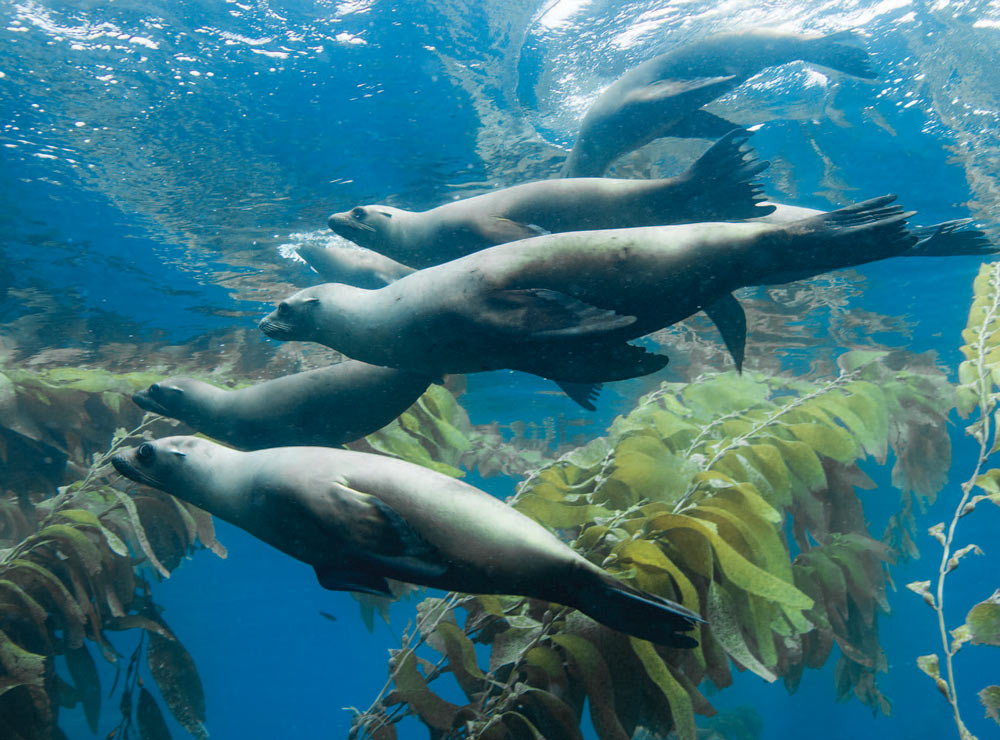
[[277, 302, 290, 316], [136, 443, 156, 464], [351, 207, 366, 220]]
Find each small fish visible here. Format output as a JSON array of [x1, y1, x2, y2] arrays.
[[318, 611, 338, 623]]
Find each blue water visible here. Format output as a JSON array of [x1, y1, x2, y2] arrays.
[[3, 0, 1000, 738]]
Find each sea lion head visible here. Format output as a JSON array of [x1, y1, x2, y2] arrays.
[[327, 205, 406, 252], [259, 283, 368, 351], [258, 285, 326, 341], [132, 377, 213, 421], [112, 436, 225, 497]]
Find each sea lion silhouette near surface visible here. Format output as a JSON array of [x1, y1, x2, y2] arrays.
[[261, 196, 952, 385], [296, 242, 415, 288], [112, 436, 704, 647], [131, 361, 431, 450], [563, 30, 877, 177], [328, 129, 773, 268]]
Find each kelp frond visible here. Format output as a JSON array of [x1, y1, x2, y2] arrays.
[[910, 262, 1000, 740], [353, 352, 953, 739], [0, 367, 225, 739]]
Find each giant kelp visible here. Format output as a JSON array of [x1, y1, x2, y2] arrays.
[[909, 261, 1000, 740], [350, 352, 953, 739], [0, 368, 224, 739]]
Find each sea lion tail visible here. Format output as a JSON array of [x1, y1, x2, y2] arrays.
[[804, 30, 878, 80], [680, 128, 775, 219], [907, 219, 997, 257], [569, 570, 705, 648]]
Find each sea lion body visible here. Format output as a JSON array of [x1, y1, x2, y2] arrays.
[[131, 361, 431, 450], [296, 242, 415, 288], [564, 30, 876, 177], [113, 437, 703, 646], [262, 197, 916, 384], [329, 129, 772, 268]]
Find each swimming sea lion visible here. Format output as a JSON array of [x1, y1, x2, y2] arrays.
[[328, 129, 773, 268], [112, 436, 704, 646], [563, 30, 877, 177], [260, 196, 920, 385], [297, 242, 415, 288], [131, 361, 431, 450]]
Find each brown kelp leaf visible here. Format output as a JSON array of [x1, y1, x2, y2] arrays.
[[515, 685, 584, 740], [433, 621, 485, 699], [980, 685, 1000, 724], [5, 559, 87, 648], [916, 654, 950, 699], [137, 687, 173, 740], [186, 504, 227, 558], [147, 632, 207, 740], [25, 524, 103, 576], [553, 634, 628, 740], [65, 644, 101, 733], [966, 595, 1000, 646], [56, 508, 129, 557], [392, 652, 460, 731], [113, 491, 170, 578], [0, 629, 50, 729], [628, 638, 695, 740], [0, 579, 50, 648]]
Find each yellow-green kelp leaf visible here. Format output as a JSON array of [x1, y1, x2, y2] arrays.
[[965, 596, 1000, 646], [629, 637, 695, 740], [553, 634, 628, 740], [645, 514, 812, 613], [980, 685, 1000, 724], [705, 582, 777, 682]]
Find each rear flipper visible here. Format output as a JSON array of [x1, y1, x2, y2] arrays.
[[757, 195, 916, 284], [677, 129, 774, 220], [908, 219, 996, 257], [803, 30, 877, 80], [569, 570, 705, 648]]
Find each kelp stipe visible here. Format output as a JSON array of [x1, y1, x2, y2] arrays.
[[0, 367, 224, 739], [350, 355, 954, 739], [909, 262, 1000, 738]]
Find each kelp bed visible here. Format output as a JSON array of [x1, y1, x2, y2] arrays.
[[1, 272, 998, 739]]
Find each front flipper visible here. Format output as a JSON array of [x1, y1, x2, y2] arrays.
[[532, 341, 669, 384], [621, 75, 736, 112], [483, 288, 636, 338], [555, 380, 602, 411], [702, 293, 747, 372], [327, 481, 448, 583], [313, 565, 392, 596], [471, 216, 549, 246]]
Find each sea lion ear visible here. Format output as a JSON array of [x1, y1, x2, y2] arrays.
[[169, 450, 187, 458], [303, 296, 321, 305], [377, 210, 393, 218]]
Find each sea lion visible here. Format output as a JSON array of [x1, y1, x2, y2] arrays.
[[260, 196, 924, 385], [112, 436, 704, 646], [328, 129, 773, 268], [563, 30, 877, 177], [131, 361, 431, 450], [297, 242, 415, 288]]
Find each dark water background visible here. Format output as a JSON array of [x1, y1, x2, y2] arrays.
[[2, 0, 999, 738]]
